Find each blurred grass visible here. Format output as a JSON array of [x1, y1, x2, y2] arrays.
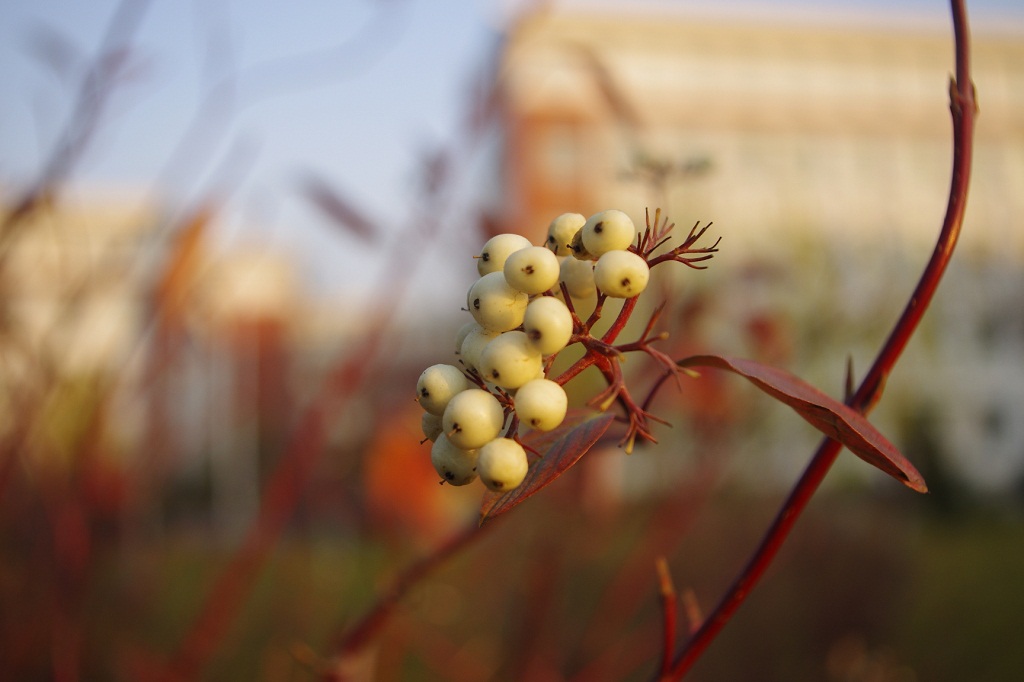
[[895, 514, 1024, 681], [63, 533, 396, 680], [9, 485, 1022, 681]]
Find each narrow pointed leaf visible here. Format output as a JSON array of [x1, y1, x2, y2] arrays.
[[297, 173, 378, 243], [678, 355, 927, 493], [575, 45, 643, 129], [154, 203, 214, 328], [26, 23, 84, 82], [480, 411, 615, 524]]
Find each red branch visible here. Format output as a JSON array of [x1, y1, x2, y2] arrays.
[[658, 1, 976, 679]]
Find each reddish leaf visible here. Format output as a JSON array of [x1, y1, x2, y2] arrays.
[[479, 411, 615, 524], [678, 355, 927, 493]]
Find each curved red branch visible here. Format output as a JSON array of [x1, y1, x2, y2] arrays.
[[660, 1, 976, 678]]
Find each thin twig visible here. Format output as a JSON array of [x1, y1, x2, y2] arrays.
[[656, 557, 677, 676], [680, 589, 702, 636]]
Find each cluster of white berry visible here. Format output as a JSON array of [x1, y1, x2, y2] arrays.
[[416, 210, 649, 493]]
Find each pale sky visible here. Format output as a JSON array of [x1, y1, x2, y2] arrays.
[[0, 0, 1020, 301]]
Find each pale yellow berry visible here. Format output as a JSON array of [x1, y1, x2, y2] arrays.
[[523, 296, 573, 356], [477, 437, 529, 492], [559, 256, 596, 299], [416, 364, 470, 416], [467, 271, 529, 332], [431, 433, 478, 486], [443, 388, 506, 450], [582, 209, 637, 257], [545, 212, 586, 256], [593, 249, 650, 298], [421, 411, 443, 442], [514, 378, 568, 432], [479, 331, 543, 390], [459, 325, 500, 373], [477, 233, 533, 276], [503, 246, 560, 295], [454, 321, 478, 356]]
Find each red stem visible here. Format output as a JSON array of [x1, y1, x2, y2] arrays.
[[660, 1, 976, 678], [602, 296, 639, 344], [656, 558, 677, 676], [553, 351, 598, 386]]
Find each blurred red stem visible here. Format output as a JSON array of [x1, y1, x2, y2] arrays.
[[165, 62, 505, 677], [680, 589, 702, 635], [0, 0, 154, 241], [322, 521, 495, 680], [660, 0, 975, 678], [164, 168, 453, 681], [166, 401, 331, 681], [656, 558, 677, 676]]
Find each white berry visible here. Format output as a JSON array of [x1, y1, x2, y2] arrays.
[[421, 411, 443, 442], [478, 438, 529, 492], [477, 233, 533, 276], [459, 324, 500, 373], [559, 256, 596, 299], [582, 209, 637, 257], [454, 321, 478, 356], [479, 331, 543, 390], [503, 246, 560, 295], [545, 213, 585, 256], [431, 433, 478, 486], [416, 364, 470, 416], [514, 378, 568, 432], [523, 296, 573, 356], [443, 388, 506, 450], [467, 271, 529, 332], [594, 249, 650, 298]]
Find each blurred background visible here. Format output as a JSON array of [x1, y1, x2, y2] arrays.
[[1, 0, 1023, 680]]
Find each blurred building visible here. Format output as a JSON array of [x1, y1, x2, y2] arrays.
[[0, 194, 157, 378], [494, 8, 1024, 495], [0, 192, 329, 534], [0, 192, 160, 489]]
